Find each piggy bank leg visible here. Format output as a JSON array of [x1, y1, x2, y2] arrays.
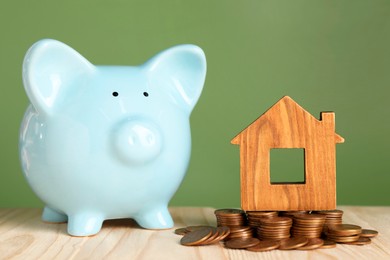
[[67, 213, 104, 237], [42, 206, 68, 223], [135, 206, 174, 229]]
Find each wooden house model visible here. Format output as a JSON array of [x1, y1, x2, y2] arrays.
[[231, 96, 344, 211]]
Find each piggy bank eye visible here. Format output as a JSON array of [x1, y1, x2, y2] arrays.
[[112, 92, 119, 97], [143, 92, 149, 97]]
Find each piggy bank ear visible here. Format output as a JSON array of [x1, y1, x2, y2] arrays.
[[23, 39, 94, 116], [145, 45, 206, 112]]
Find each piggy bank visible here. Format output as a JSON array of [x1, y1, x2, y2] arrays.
[[19, 39, 206, 236]]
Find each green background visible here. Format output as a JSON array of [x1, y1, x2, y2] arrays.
[[1, 0, 389, 208]]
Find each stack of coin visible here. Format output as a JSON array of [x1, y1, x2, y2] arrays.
[[195, 208, 380, 252], [246, 211, 278, 228], [215, 209, 247, 227], [360, 229, 379, 239], [344, 228, 378, 246], [291, 214, 326, 238], [313, 210, 343, 227], [214, 209, 251, 240], [256, 217, 292, 240], [227, 226, 254, 240], [325, 224, 362, 243]]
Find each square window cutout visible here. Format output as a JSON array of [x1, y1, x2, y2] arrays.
[[270, 148, 305, 184]]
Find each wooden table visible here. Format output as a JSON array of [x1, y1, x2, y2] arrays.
[[0, 206, 389, 259]]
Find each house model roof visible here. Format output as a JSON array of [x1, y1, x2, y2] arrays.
[[231, 96, 344, 146]]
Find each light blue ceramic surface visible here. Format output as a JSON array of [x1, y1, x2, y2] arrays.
[[19, 39, 206, 236]]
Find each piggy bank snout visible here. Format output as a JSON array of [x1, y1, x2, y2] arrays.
[[112, 119, 163, 165]]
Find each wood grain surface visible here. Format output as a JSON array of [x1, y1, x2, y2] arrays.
[[231, 96, 344, 211], [0, 206, 389, 259]]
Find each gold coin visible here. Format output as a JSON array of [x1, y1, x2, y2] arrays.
[[298, 233, 323, 237], [293, 220, 325, 225], [260, 217, 293, 225], [258, 233, 291, 237], [225, 238, 260, 249], [230, 232, 253, 237], [292, 231, 323, 235], [360, 229, 378, 238], [246, 240, 280, 252], [327, 224, 362, 236], [343, 237, 371, 246], [297, 238, 324, 250], [291, 215, 324, 239], [259, 231, 291, 236], [326, 234, 360, 243], [320, 240, 337, 249], [214, 230, 231, 243], [180, 227, 213, 246], [293, 234, 321, 239], [216, 210, 247, 228], [174, 227, 188, 235], [259, 229, 291, 233], [216, 226, 230, 239], [229, 226, 252, 232], [291, 226, 323, 231], [201, 227, 220, 245], [246, 211, 278, 218], [279, 237, 309, 250], [258, 236, 290, 240]]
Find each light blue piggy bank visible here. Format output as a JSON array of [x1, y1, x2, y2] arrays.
[[19, 39, 206, 236]]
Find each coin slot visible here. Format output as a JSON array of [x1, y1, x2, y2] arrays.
[[270, 148, 305, 184]]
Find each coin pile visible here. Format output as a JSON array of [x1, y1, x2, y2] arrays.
[[215, 209, 246, 227], [228, 226, 253, 240], [256, 217, 292, 240], [175, 225, 212, 235], [175, 208, 379, 251], [291, 214, 326, 238], [179, 226, 231, 246], [340, 229, 378, 246], [313, 210, 343, 227], [246, 211, 278, 228], [325, 224, 362, 243], [214, 209, 249, 240]]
